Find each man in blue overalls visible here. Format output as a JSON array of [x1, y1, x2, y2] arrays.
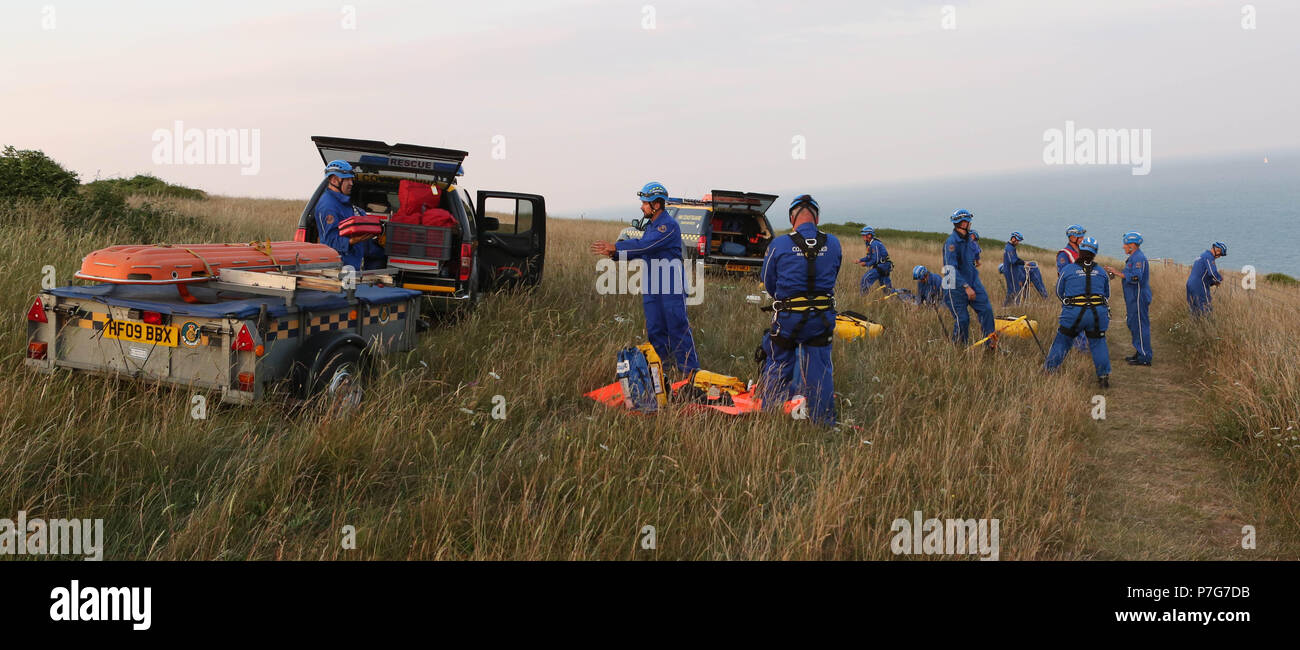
[[757, 194, 842, 426], [1046, 237, 1113, 388], [315, 160, 386, 271], [857, 226, 893, 294], [912, 265, 942, 305], [1001, 231, 1027, 306], [1106, 231, 1153, 366], [942, 210, 996, 347], [590, 181, 700, 374], [1186, 242, 1226, 316], [1057, 224, 1091, 351]]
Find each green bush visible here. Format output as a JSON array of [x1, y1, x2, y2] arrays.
[[0, 146, 202, 242], [0, 146, 80, 201], [58, 183, 200, 242], [1265, 272, 1298, 287], [86, 174, 207, 200]]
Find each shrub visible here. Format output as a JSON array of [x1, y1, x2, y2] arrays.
[[0, 145, 80, 201], [58, 183, 200, 242], [86, 174, 207, 200], [1265, 272, 1298, 287]]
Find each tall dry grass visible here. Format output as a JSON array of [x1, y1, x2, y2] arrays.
[[1156, 262, 1300, 538], [6, 195, 1287, 559]]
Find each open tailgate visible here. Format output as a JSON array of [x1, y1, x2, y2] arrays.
[[312, 136, 467, 184]]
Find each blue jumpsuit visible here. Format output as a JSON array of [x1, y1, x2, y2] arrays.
[[1002, 242, 1027, 305], [858, 238, 893, 293], [315, 188, 386, 271], [942, 230, 995, 345], [759, 222, 842, 426], [1186, 249, 1222, 316], [614, 210, 700, 373], [1026, 262, 1049, 298], [1122, 247, 1153, 363], [1046, 261, 1112, 377], [917, 273, 942, 305], [1056, 245, 1090, 351]]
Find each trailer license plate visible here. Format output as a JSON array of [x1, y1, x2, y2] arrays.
[[103, 319, 178, 347], [725, 263, 752, 272]]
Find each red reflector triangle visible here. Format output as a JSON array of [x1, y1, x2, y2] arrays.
[[27, 297, 47, 323]]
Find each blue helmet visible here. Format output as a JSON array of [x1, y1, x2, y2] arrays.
[[636, 181, 669, 203], [950, 209, 973, 224], [1010, 231, 1024, 242], [912, 265, 928, 280], [859, 226, 874, 236], [1123, 231, 1143, 245], [1079, 237, 1099, 254], [324, 159, 355, 179], [1066, 224, 1086, 237], [1213, 241, 1227, 256], [789, 194, 820, 216]]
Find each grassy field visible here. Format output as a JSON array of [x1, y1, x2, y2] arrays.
[[2, 195, 1297, 559]]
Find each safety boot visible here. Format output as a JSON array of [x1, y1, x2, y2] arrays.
[[1098, 375, 1110, 389]]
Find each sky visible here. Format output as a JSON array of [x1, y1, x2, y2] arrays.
[[2, 0, 1297, 217]]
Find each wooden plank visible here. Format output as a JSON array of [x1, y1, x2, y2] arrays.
[[219, 268, 298, 291]]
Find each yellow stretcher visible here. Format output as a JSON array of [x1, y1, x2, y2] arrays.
[[994, 315, 1039, 339], [835, 311, 884, 341]]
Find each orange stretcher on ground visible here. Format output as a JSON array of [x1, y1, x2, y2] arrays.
[[585, 370, 801, 417], [75, 241, 341, 285]]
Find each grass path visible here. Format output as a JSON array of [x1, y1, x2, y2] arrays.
[[1081, 325, 1259, 559]]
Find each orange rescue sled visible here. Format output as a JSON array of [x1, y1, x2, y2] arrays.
[[75, 241, 341, 285]]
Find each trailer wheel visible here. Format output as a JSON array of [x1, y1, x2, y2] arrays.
[[318, 346, 364, 411]]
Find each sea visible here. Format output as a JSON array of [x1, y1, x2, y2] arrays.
[[809, 149, 1299, 277]]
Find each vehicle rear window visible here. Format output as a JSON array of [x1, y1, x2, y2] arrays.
[[672, 208, 708, 235]]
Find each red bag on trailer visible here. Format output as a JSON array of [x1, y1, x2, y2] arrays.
[[338, 214, 383, 237]]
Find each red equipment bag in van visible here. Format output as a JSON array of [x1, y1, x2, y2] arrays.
[[396, 180, 440, 218], [420, 208, 456, 228]]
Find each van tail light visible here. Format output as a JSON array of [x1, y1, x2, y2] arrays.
[[293, 227, 306, 243], [232, 324, 255, 352], [237, 372, 256, 392], [142, 311, 163, 325], [27, 297, 47, 323], [697, 236, 706, 255], [458, 243, 472, 282], [27, 342, 48, 360]]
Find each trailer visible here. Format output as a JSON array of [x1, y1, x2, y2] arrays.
[[24, 267, 422, 406]]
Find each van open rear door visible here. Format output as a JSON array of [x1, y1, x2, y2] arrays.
[[312, 136, 467, 182], [710, 190, 777, 216], [475, 191, 546, 288]]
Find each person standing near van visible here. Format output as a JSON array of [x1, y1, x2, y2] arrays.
[[315, 160, 386, 271], [590, 182, 700, 374], [757, 194, 842, 426]]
